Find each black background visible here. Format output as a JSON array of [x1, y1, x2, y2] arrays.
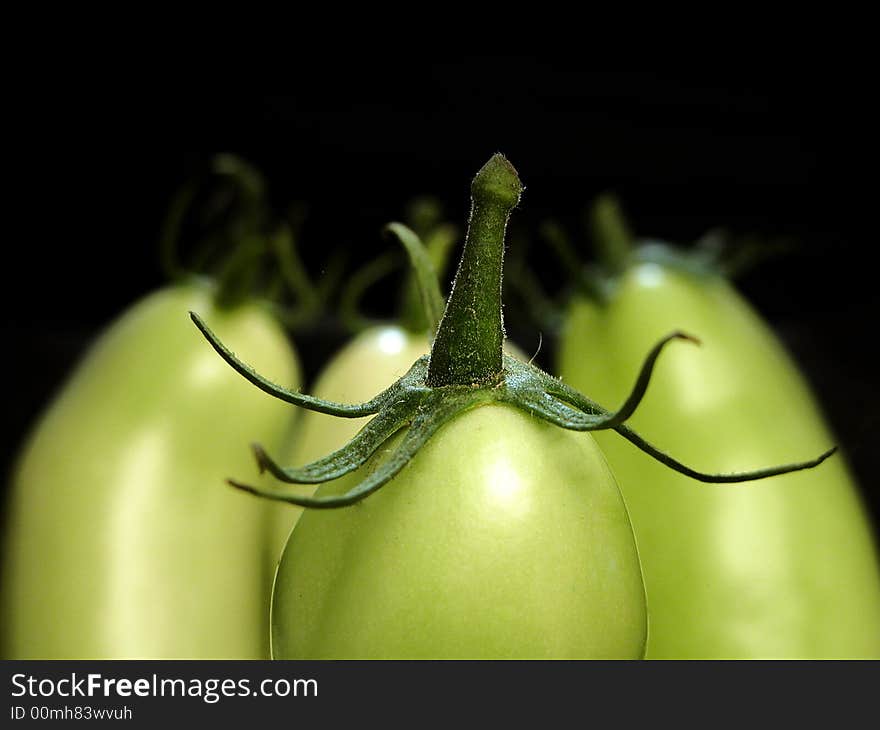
[[4, 61, 879, 529]]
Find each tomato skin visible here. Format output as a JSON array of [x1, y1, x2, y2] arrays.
[[271, 403, 647, 659], [1, 281, 301, 658], [557, 262, 880, 658]]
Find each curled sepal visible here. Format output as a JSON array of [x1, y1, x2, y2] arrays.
[[229, 392, 482, 508], [542, 331, 700, 429], [498, 330, 698, 433], [251, 391, 425, 484], [505, 388, 593, 430], [614, 425, 838, 483], [189, 311, 427, 417]]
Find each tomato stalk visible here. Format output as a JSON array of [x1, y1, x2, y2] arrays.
[[426, 153, 522, 387], [191, 153, 836, 511]]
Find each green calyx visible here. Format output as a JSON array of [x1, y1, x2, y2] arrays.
[[551, 192, 798, 303], [159, 154, 333, 324], [588, 192, 728, 281], [191, 153, 836, 510]]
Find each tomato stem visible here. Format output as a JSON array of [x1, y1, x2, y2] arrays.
[[426, 154, 523, 387]]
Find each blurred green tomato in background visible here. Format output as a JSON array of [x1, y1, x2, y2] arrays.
[[556, 198, 880, 658]]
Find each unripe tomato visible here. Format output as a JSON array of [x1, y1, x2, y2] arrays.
[[1, 280, 301, 658], [271, 403, 647, 659], [557, 261, 880, 658]]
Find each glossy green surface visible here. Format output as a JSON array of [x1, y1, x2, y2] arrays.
[[557, 262, 880, 658], [1, 282, 301, 658], [271, 403, 647, 659]]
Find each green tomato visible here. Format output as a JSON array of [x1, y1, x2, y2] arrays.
[[1, 280, 301, 658], [271, 403, 647, 659], [557, 261, 880, 658]]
